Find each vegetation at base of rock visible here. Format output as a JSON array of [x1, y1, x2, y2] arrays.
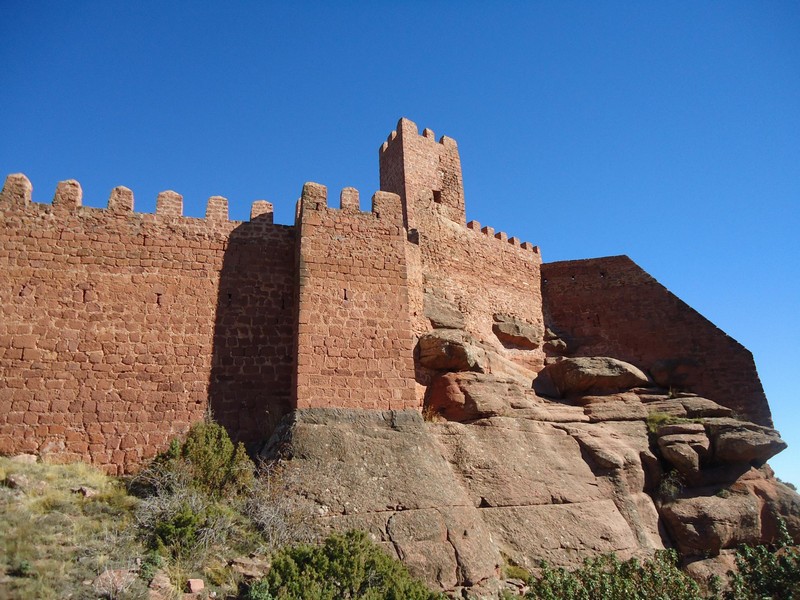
[[724, 518, 800, 600], [525, 550, 705, 600], [245, 530, 445, 600]]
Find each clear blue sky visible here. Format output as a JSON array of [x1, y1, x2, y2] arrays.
[[2, 2, 798, 483]]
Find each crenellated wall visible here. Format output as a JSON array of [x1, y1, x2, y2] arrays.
[[379, 119, 545, 401], [294, 183, 417, 410], [0, 118, 774, 474], [0, 175, 295, 473]]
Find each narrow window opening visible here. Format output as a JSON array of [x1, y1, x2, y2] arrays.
[[227, 292, 233, 306], [156, 293, 162, 307], [343, 289, 348, 301], [432, 190, 442, 204], [82, 289, 88, 303]]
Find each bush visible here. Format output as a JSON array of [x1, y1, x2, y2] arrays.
[[725, 519, 800, 600], [246, 530, 444, 600], [152, 420, 254, 499], [526, 550, 703, 600]]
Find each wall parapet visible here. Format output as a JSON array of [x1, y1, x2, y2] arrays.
[[0, 173, 276, 226], [466, 220, 540, 255]]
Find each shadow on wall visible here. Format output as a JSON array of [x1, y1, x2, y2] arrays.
[[208, 215, 296, 453]]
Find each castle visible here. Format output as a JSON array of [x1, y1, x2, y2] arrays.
[[0, 118, 770, 474]]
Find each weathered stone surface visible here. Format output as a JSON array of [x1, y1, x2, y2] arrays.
[[657, 426, 710, 477], [660, 491, 762, 555], [534, 357, 650, 397], [427, 372, 530, 421], [492, 314, 544, 349], [424, 292, 465, 329], [482, 501, 640, 568], [417, 329, 485, 372], [147, 569, 173, 600], [703, 418, 787, 465], [262, 409, 472, 514], [434, 418, 604, 507], [230, 555, 271, 579], [186, 578, 204, 593], [679, 396, 732, 418], [578, 392, 648, 422]]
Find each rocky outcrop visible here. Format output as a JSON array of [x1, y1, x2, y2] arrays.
[[534, 356, 650, 397], [424, 292, 466, 330], [261, 342, 798, 597], [491, 314, 544, 349]]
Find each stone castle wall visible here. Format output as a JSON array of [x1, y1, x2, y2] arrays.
[[0, 176, 295, 473], [541, 256, 771, 426], [294, 183, 417, 410], [0, 119, 773, 472]]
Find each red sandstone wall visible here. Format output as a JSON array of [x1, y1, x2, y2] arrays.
[[0, 175, 295, 473], [541, 255, 771, 426], [294, 184, 417, 410], [380, 119, 544, 402]]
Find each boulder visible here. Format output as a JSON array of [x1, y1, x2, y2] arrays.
[[426, 372, 530, 421], [423, 292, 465, 330], [492, 314, 543, 349], [704, 418, 787, 465], [417, 329, 485, 372], [534, 357, 650, 397], [660, 491, 762, 556], [417, 329, 537, 386]]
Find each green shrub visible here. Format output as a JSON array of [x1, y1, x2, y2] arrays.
[[725, 518, 800, 600], [247, 530, 444, 600], [152, 420, 254, 499], [526, 550, 703, 600]]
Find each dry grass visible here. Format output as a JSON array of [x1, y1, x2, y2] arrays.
[[0, 457, 149, 599]]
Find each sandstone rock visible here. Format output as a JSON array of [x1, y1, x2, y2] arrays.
[[492, 314, 543, 349], [435, 418, 605, 507], [534, 357, 650, 397], [417, 329, 485, 372], [9, 453, 38, 464], [544, 327, 571, 355], [661, 490, 763, 556], [396, 539, 458, 589], [426, 372, 529, 421], [423, 292, 465, 329], [71, 485, 99, 498], [261, 409, 473, 514], [657, 427, 710, 478], [230, 555, 271, 579], [186, 578, 204, 593], [578, 392, 648, 422], [482, 501, 640, 569], [417, 329, 537, 386], [679, 396, 732, 418], [704, 418, 787, 465], [148, 569, 173, 600]]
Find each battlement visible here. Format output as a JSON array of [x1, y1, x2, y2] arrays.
[[379, 117, 466, 231], [466, 220, 541, 255], [379, 117, 459, 154], [0, 173, 275, 225], [296, 181, 404, 226]]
